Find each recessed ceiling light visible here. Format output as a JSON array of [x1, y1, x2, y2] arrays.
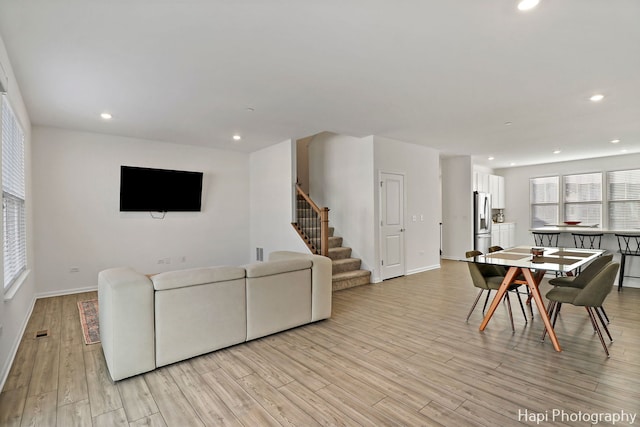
[[504, 121, 513, 126], [233, 135, 242, 141], [610, 139, 620, 144], [488, 156, 495, 161], [621, 149, 628, 153], [100, 112, 112, 120], [590, 94, 604, 102], [246, 107, 255, 112], [553, 150, 561, 154], [510, 162, 517, 166], [517, 0, 540, 11]]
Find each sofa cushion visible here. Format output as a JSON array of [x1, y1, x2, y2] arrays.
[[246, 268, 312, 340], [155, 277, 247, 367], [244, 258, 311, 278], [151, 266, 245, 291]]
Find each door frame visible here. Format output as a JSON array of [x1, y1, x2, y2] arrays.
[[378, 170, 407, 280]]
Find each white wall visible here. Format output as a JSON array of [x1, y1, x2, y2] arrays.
[[308, 132, 441, 282], [308, 132, 376, 274], [295, 136, 313, 194], [373, 136, 441, 276], [0, 35, 36, 389], [441, 155, 473, 260], [249, 139, 309, 259], [32, 127, 252, 296], [497, 152, 640, 288]]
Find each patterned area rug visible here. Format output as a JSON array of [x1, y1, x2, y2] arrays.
[[78, 299, 100, 345]]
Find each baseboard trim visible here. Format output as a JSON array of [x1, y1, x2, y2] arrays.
[[0, 295, 37, 392], [36, 285, 98, 299], [407, 264, 440, 275]]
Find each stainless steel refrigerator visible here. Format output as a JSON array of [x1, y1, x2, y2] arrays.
[[474, 191, 492, 254]]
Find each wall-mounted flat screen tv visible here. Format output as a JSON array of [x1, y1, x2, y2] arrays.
[[120, 166, 203, 212]]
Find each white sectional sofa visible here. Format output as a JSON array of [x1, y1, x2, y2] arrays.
[[98, 251, 332, 381]]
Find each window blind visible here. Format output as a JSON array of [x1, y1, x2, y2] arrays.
[[530, 176, 559, 227], [608, 169, 640, 229], [563, 173, 602, 225], [2, 95, 26, 290]]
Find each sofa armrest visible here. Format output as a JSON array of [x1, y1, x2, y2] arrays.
[[268, 251, 332, 321], [98, 267, 156, 381]]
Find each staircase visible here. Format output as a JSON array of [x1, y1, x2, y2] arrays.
[[325, 227, 372, 291], [293, 192, 371, 291]]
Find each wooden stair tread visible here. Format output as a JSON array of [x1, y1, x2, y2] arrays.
[[332, 270, 371, 280]]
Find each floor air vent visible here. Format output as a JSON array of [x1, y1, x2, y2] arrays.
[[35, 330, 49, 338]]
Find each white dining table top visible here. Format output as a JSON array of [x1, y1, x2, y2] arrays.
[[466, 246, 605, 274], [530, 226, 640, 234]]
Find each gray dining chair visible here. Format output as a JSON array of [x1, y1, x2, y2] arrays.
[[548, 254, 613, 323], [542, 261, 619, 357], [465, 250, 527, 332]]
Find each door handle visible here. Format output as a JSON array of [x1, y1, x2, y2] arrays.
[[400, 228, 405, 232]]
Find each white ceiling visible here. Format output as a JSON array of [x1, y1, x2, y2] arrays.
[[0, 0, 638, 168]]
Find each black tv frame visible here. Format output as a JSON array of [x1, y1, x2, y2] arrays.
[[119, 165, 203, 212]]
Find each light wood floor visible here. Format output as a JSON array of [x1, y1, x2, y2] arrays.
[[1, 260, 639, 426]]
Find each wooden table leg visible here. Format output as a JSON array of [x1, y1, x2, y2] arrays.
[[521, 268, 562, 352], [479, 267, 519, 331], [525, 270, 545, 305]]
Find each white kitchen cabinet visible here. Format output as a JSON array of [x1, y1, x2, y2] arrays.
[[489, 174, 505, 209], [491, 226, 499, 247], [474, 171, 490, 193], [492, 222, 516, 248]]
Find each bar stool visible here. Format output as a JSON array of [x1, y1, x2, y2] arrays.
[[614, 234, 640, 291], [532, 231, 559, 247], [571, 232, 604, 274], [572, 233, 603, 249]]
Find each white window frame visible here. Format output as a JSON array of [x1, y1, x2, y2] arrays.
[[2, 94, 27, 292]]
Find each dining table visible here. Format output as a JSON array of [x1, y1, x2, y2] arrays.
[[466, 246, 605, 351]]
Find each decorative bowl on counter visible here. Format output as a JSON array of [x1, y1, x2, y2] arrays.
[[564, 221, 581, 225]]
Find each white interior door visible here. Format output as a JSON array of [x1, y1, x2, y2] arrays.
[[380, 172, 405, 280]]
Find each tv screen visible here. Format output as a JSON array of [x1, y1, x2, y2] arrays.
[[120, 166, 203, 212]]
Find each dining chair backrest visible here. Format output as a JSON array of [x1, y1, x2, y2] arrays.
[[532, 232, 559, 247], [465, 250, 503, 287], [572, 262, 619, 307], [572, 233, 603, 249], [570, 254, 613, 288], [615, 234, 640, 255]]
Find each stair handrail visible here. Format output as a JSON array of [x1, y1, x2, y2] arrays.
[[295, 184, 330, 256]]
